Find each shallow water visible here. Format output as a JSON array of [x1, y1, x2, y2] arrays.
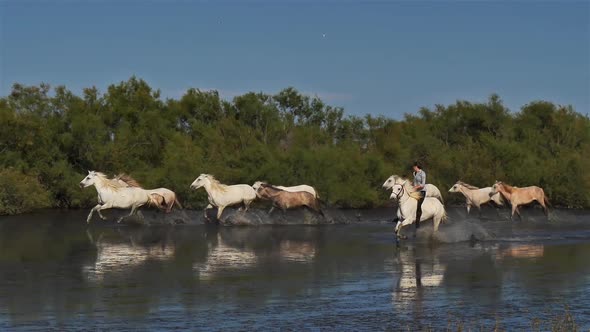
[[0, 210, 589, 330]]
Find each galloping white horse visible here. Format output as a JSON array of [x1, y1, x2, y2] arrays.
[[79, 171, 154, 223], [448, 181, 504, 215], [382, 175, 444, 203], [113, 174, 182, 213], [190, 174, 257, 221], [389, 182, 447, 238], [252, 181, 318, 198]]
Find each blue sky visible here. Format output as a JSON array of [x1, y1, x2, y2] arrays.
[[1, 1, 588, 118]]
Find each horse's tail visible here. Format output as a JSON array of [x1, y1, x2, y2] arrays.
[[441, 209, 448, 224], [542, 191, 550, 215], [428, 184, 444, 204], [543, 193, 551, 207], [437, 192, 444, 205], [174, 198, 183, 209]]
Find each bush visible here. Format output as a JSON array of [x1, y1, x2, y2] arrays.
[[0, 169, 51, 215]]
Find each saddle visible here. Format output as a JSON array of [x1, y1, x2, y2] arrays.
[[409, 192, 423, 200]]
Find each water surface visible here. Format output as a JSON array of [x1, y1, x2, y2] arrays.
[[0, 210, 588, 330]]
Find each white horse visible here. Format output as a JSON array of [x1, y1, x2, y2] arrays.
[[190, 174, 257, 221], [79, 171, 154, 223], [389, 182, 447, 238], [252, 181, 318, 198], [113, 174, 182, 213], [448, 181, 504, 215], [382, 175, 444, 203]]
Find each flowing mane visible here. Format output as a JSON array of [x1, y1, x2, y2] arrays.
[[114, 173, 142, 188], [87, 171, 123, 192], [457, 181, 479, 190], [204, 174, 228, 192], [497, 181, 514, 193]]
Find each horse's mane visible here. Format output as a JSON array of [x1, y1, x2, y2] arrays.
[[114, 173, 142, 188], [204, 174, 228, 192], [93, 172, 108, 179], [90, 172, 123, 191], [497, 181, 514, 193], [456, 181, 479, 190]]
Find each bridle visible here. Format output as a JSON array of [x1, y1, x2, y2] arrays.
[[392, 183, 406, 201]]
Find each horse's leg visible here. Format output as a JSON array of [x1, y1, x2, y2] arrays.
[[514, 206, 522, 220], [118, 205, 138, 223], [216, 205, 226, 221], [204, 204, 213, 222], [395, 220, 402, 234], [466, 204, 471, 215], [96, 203, 113, 220], [510, 205, 523, 221], [433, 215, 441, 232], [477, 205, 482, 218], [87, 204, 102, 223], [166, 199, 173, 213], [96, 202, 114, 221], [268, 206, 275, 215], [397, 218, 415, 239], [242, 200, 252, 212], [538, 198, 549, 216]]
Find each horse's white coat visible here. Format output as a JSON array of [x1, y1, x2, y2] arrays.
[[448, 181, 504, 215], [80, 171, 152, 223], [389, 182, 447, 236], [382, 175, 444, 203], [190, 174, 257, 221]]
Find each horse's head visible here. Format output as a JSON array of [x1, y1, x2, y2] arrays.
[[79, 170, 99, 188], [252, 181, 266, 192], [389, 183, 405, 201], [255, 183, 272, 197], [382, 175, 399, 190], [490, 181, 502, 196], [448, 182, 461, 193], [190, 174, 210, 190]]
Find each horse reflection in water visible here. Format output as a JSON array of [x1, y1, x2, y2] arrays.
[[194, 227, 318, 281], [194, 230, 259, 281], [497, 244, 545, 260], [391, 247, 446, 313], [83, 228, 176, 283]]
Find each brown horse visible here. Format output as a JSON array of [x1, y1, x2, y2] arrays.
[[490, 181, 549, 220], [256, 184, 324, 216]]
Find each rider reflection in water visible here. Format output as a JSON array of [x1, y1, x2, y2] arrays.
[[412, 162, 426, 229]]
